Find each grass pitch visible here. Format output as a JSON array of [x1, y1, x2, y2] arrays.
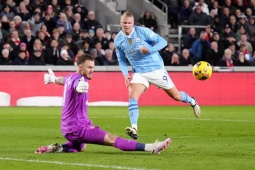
[[0, 106, 255, 170]]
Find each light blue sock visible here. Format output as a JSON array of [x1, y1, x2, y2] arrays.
[[128, 99, 139, 127], [180, 91, 193, 104]]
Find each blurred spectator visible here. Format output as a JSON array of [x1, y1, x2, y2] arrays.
[[228, 42, 239, 59], [28, 12, 44, 36], [210, 0, 221, 16], [93, 28, 109, 50], [31, 0, 47, 12], [211, 32, 224, 57], [91, 48, 104, 66], [56, 49, 73, 65], [190, 31, 210, 63], [250, 0, 255, 15], [246, 16, 255, 40], [110, 32, 117, 41], [0, 22, 9, 44], [217, 48, 236, 67], [179, 0, 193, 25], [29, 49, 46, 65], [65, 6, 75, 25], [179, 49, 193, 66], [104, 49, 118, 65], [235, 9, 242, 20], [57, 13, 73, 34], [74, 49, 85, 65], [237, 14, 249, 30], [220, 24, 236, 49], [183, 27, 198, 49], [42, 12, 56, 34], [19, 42, 30, 59], [13, 15, 23, 33], [238, 43, 253, 61], [229, 15, 238, 33], [237, 34, 253, 54], [188, 5, 210, 26], [73, 4, 88, 21], [234, 0, 246, 13], [205, 41, 222, 66], [235, 51, 252, 66], [62, 43, 75, 59], [50, 0, 61, 15], [0, 48, 13, 65], [0, 4, 15, 20], [108, 41, 117, 60], [39, 25, 51, 43], [193, 0, 209, 15], [32, 38, 44, 52], [2, 42, 15, 60], [1, 15, 10, 31], [245, 8, 253, 19], [138, 10, 158, 32], [79, 29, 94, 46], [16, 2, 31, 21], [81, 39, 92, 55], [84, 11, 102, 31], [5, 0, 16, 8], [8, 30, 21, 53], [204, 25, 213, 41], [57, 24, 66, 39], [235, 26, 249, 42], [21, 29, 35, 53], [45, 39, 60, 65], [63, 33, 79, 54], [60, 0, 72, 10], [170, 53, 180, 66], [223, 0, 236, 15], [211, 15, 222, 34], [72, 13, 84, 29], [220, 7, 230, 27], [13, 51, 29, 65], [37, 31, 48, 49], [104, 30, 112, 41], [71, 22, 82, 42], [50, 28, 64, 46], [161, 42, 175, 66]]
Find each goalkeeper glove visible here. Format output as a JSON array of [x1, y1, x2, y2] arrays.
[[44, 68, 56, 84], [76, 77, 89, 93]]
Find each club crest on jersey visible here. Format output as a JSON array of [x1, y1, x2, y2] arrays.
[[135, 38, 140, 42], [128, 38, 132, 44]]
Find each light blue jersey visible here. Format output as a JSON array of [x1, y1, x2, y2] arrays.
[[114, 26, 167, 77]]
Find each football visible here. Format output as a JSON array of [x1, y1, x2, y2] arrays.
[[192, 61, 212, 80]]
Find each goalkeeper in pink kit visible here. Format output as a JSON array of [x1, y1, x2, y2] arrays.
[[35, 54, 170, 154]]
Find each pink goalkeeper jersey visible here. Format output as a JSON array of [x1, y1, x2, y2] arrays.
[[61, 73, 92, 135]]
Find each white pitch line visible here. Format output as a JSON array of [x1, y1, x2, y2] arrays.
[[0, 116, 254, 123], [0, 157, 157, 170]]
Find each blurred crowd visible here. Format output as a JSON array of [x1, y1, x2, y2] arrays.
[[152, 0, 255, 66], [1, 0, 255, 67], [0, 0, 118, 66]]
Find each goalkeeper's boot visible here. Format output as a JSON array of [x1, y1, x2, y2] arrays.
[[191, 97, 201, 117], [125, 127, 138, 140], [35, 143, 62, 154], [151, 138, 171, 154]]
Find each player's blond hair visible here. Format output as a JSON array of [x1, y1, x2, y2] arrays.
[[121, 11, 134, 20]]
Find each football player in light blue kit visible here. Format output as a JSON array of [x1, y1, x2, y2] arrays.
[[35, 54, 171, 154], [114, 11, 201, 140]]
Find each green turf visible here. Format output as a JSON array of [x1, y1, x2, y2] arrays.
[[0, 106, 255, 170]]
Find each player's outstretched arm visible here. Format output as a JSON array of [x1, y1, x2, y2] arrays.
[[44, 68, 64, 85]]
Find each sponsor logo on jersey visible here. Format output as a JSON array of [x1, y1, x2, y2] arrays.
[[128, 38, 132, 44]]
